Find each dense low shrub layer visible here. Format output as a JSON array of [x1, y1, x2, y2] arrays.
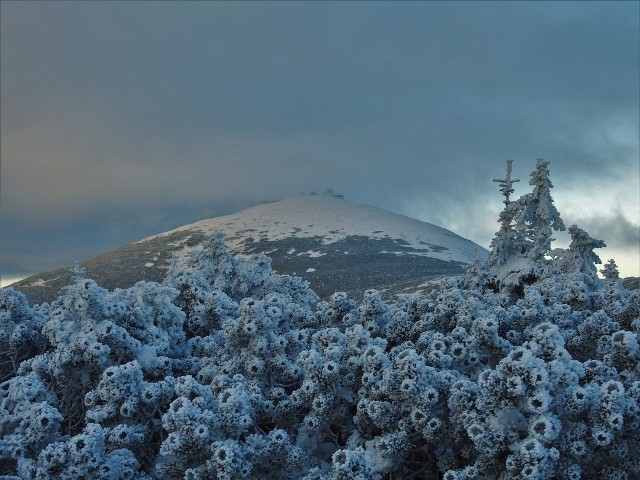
[[1, 232, 638, 479]]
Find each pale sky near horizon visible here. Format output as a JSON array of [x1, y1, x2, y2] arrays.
[[1, 1, 638, 286]]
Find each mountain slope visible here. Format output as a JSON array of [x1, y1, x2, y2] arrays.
[[11, 195, 488, 303]]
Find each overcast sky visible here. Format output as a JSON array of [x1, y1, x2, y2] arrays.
[[1, 1, 639, 285]]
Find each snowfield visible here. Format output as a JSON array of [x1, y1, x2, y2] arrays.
[[138, 195, 485, 265]]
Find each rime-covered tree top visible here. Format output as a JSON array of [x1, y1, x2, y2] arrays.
[[516, 158, 566, 262], [492, 159, 520, 207], [553, 225, 606, 276], [602, 258, 621, 280]]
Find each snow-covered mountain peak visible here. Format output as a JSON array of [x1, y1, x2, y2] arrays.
[[13, 194, 487, 304], [143, 194, 486, 265]]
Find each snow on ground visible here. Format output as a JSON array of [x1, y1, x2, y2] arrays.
[[137, 195, 487, 264], [297, 250, 327, 258]]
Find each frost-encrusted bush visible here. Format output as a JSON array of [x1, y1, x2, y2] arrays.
[[0, 289, 47, 383], [2, 160, 639, 479], [0, 269, 189, 476]]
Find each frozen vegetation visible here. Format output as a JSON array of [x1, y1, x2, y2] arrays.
[[1, 160, 638, 479]]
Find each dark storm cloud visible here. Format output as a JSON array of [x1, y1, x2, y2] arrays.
[[570, 210, 640, 251], [1, 1, 638, 281]]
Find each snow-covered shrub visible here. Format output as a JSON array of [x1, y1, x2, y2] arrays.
[[0, 289, 47, 383], [0, 269, 190, 475], [166, 232, 318, 312], [24, 423, 142, 480]]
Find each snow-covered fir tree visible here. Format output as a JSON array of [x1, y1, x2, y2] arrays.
[[488, 159, 572, 291], [488, 160, 520, 267], [553, 225, 606, 276], [512, 158, 566, 263], [602, 258, 621, 280]]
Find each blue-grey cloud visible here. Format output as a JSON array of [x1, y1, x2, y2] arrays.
[[569, 211, 640, 251]]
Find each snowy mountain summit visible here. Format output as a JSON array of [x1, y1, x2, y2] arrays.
[[13, 194, 487, 303], [144, 194, 485, 264]]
